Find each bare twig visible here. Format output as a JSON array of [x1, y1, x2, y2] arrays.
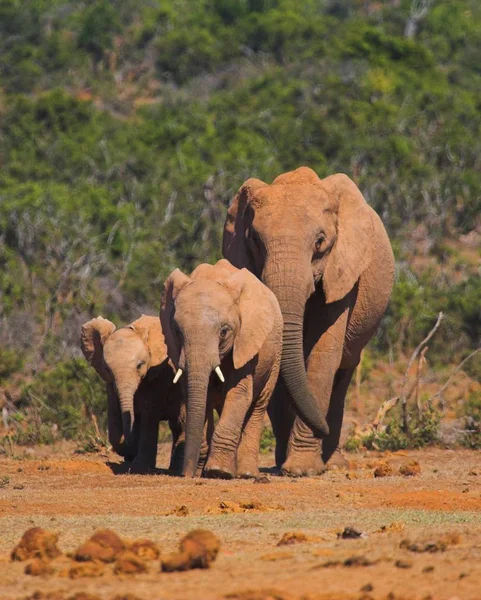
[[400, 312, 443, 432], [91, 412, 101, 440], [428, 347, 481, 406], [416, 346, 428, 416], [372, 396, 399, 430]]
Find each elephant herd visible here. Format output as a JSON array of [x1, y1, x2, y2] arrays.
[[80, 167, 394, 478]]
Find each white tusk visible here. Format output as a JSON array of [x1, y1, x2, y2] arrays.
[[173, 368, 183, 384], [215, 366, 225, 383]]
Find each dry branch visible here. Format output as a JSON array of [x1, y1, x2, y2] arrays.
[[428, 347, 481, 406], [400, 312, 443, 432]]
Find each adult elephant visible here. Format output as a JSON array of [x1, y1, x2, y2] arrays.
[[223, 167, 394, 476]]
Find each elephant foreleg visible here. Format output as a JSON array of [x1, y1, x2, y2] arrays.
[[204, 366, 253, 479], [237, 370, 277, 478], [197, 407, 214, 476]]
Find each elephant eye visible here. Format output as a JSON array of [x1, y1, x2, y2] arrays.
[[219, 325, 231, 339], [137, 361, 145, 370], [314, 234, 325, 253]]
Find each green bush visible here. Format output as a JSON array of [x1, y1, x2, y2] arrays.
[[345, 404, 442, 452], [12, 359, 106, 444], [1, 0, 481, 445], [0, 349, 23, 383], [460, 393, 481, 449]]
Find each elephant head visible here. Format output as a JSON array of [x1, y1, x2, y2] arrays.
[[80, 315, 168, 458], [223, 167, 375, 438], [160, 259, 276, 477]]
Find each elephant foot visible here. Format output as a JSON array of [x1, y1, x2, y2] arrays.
[[324, 447, 348, 470], [236, 465, 260, 479], [204, 464, 235, 479], [130, 459, 152, 474], [280, 451, 326, 477], [204, 451, 236, 479]]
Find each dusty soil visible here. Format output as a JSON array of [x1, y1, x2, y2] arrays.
[[0, 445, 480, 600]]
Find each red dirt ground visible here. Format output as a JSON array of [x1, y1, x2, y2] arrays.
[[0, 445, 480, 600]]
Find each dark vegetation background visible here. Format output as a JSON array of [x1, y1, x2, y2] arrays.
[[0, 0, 480, 447]]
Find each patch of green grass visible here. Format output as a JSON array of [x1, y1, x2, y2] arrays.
[[260, 426, 275, 454]]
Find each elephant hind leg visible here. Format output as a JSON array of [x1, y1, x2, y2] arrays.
[[321, 366, 356, 467]]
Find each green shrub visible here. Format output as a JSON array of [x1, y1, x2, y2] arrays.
[[13, 359, 106, 444], [0, 349, 23, 382], [460, 393, 481, 449], [345, 404, 442, 452]]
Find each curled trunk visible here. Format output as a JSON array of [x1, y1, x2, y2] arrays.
[[264, 264, 329, 438]]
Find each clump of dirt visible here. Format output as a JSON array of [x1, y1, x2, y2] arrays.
[[114, 551, 147, 575], [254, 475, 270, 484], [164, 505, 189, 517], [400, 533, 460, 553], [224, 590, 294, 600], [12, 527, 62, 561], [376, 521, 405, 534], [321, 555, 379, 568], [25, 558, 55, 576], [395, 559, 413, 569], [338, 527, 367, 539], [73, 529, 125, 563], [69, 561, 105, 579], [373, 462, 393, 478], [260, 551, 294, 561], [207, 500, 283, 514], [23, 592, 66, 600], [24, 593, 139, 600], [161, 529, 220, 572], [399, 461, 421, 476], [129, 538, 160, 560], [277, 532, 308, 546]]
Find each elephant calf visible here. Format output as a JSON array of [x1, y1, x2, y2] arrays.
[[160, 259, 283, 479], [80, 315, 184, 473]]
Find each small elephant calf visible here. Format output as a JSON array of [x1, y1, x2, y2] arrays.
[[160, 259, 283, 478], [80, 315, 184, 473]]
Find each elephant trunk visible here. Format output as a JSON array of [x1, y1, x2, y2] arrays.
[[117, 383, 138, 456], [183, 366, 210, 477], [263, 259, 329, 438]]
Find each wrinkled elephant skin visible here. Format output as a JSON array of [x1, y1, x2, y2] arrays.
[[223, 167, 394, 476], [160, 259, 283, 479], [80, 315, 183, 473]]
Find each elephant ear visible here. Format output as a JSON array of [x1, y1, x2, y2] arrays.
[[129, 315, 168, 368], [321, 174, 374, 304], [80, 316, 116, 380], [222, 268, 276, 370], [160, 269, 191, 367], [222, 178, 266, 270]]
